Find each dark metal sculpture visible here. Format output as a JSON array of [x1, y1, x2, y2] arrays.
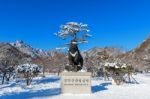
[[65, 39, 83, 71], [55, 22, 91, 72]]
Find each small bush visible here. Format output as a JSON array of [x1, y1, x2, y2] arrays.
[[17, 63, 41, 85]]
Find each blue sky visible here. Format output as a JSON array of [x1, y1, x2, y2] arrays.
[[0, 0, 150, 51]]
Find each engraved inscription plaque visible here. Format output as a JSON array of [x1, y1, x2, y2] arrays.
[[61, 72, 91, 94]]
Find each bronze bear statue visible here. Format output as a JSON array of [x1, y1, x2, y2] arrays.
[[65, 39, 83, 72]]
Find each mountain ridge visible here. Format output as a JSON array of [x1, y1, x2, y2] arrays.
[[0, 36, 150, 71]]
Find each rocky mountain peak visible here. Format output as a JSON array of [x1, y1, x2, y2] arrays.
[[134, 36, 150, 53], [10, 40, 48, 58]]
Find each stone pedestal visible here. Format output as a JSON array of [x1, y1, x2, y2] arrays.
[[60, 72, 91, 94]]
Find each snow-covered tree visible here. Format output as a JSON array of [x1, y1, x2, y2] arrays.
[[0, 57, 16, 84], [17, 63, 41, 85], [0, 62, 14, 84], [55, 22, 92, 45], [104, 62, 134, 85]]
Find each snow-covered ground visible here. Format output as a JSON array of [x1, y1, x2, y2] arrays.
[[0, 74, 150, 99]]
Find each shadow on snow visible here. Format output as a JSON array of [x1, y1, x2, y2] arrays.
[[0, 88, 61, 99], [92, 82, 111, 93], [35, 76, 60, 84], [0, 76, 60, 89], [0, 77, 112, 98], [0, 83, 17, 89], [0, 76, 61, 99]]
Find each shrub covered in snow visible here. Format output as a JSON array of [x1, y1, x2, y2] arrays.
[[104, 62, 134, 85], [17, 63, 41, 85]]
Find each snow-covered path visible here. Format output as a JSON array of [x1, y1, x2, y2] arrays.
[[0, 74, 150, 99]]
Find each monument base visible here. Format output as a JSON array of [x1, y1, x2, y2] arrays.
[[60, 72, 91, 94]]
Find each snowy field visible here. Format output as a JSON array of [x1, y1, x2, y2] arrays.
[[0, 73, 150, 99]]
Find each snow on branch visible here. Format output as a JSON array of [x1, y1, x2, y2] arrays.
[[55, 22, 92, 44], [104, 62, 132, 69], [17, 63, 41, 85], [17, 63, 41, 73]]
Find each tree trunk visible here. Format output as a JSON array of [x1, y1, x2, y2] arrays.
[[26, 78, 30, 86], [26, 73, 32, 86], [128, 73, 131, 83], [2, 75, 5, 84], [2, 73, 6, 84], [43, 67, 45, 77], [6, 73, 11, 82], [26, 73, 30, 86]]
